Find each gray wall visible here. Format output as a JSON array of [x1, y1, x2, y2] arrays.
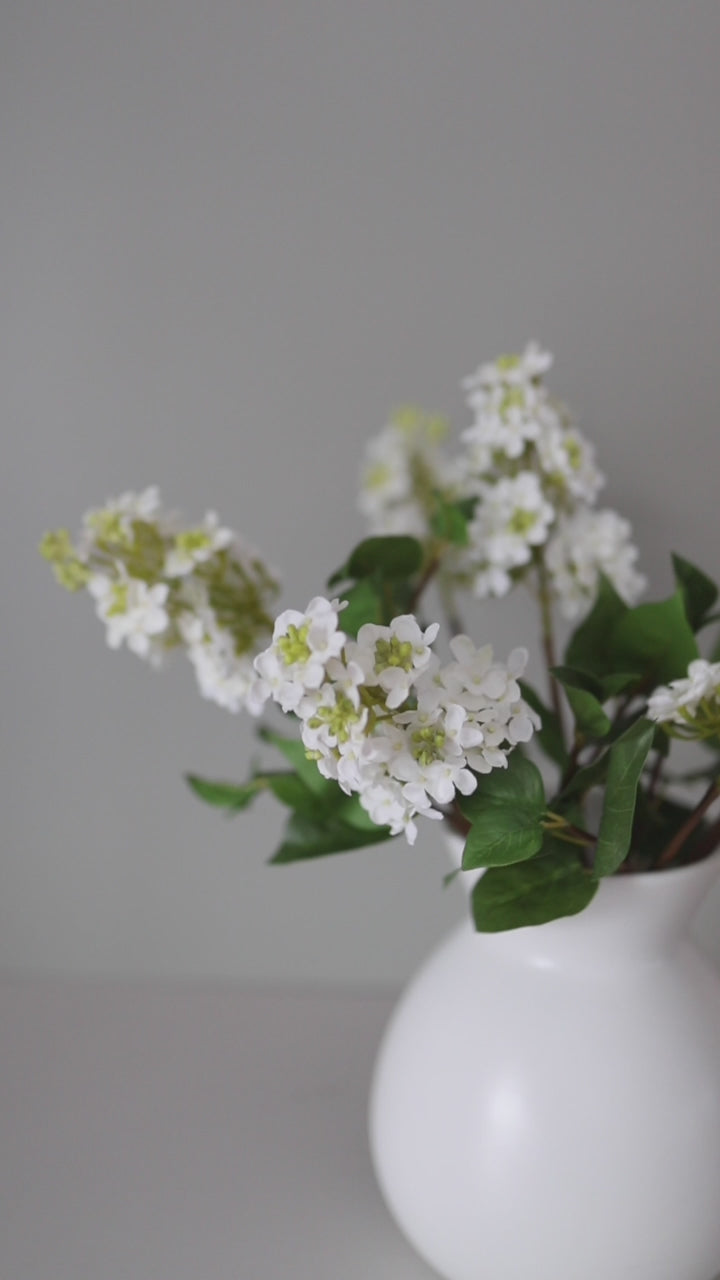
[[4, 0, 720, 985]]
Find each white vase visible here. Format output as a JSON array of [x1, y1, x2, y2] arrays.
[[369, 847, 720, 1280]]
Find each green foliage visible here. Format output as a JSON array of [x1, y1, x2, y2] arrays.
[[558, 715, 653, 802], [608, 590, 698, 686], [564, 575, 698, 702], [258, 727, 336, 796], [269, 812, 392, 863], [187, 727, 395, 861], [327, 535, 424, 632], [471, 835, 598, 932], [429, 496, 477, 548], [461, 754, 546, 868], [551, 667, 612, 738], [565, 575, 629, 677], [329, 535, 423, 585], [337, 579, 385, 636], [185, 774, 266, 811], [672, 553, 718, 631], [593, 719, 655, 876], [518, 681, 567, 766]]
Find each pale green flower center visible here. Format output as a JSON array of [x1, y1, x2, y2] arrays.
[[278, 623, 311, 666], [106, 583, 129, 616], [375, 637, 415, 673], [499, 386, 526, 416], [496, 354, 521, 371], [508, 508, 538, 536], [391, 406, 449, 443], [365, 462, 393, 491], [87, 510, 132, 545], [176, 529, 212, 555], [565, 436, 583, 471], [39, 530, 90, 591], [308, 694, 361, 744], [411, 725, 446, 767], [671, 695, 720, 741]]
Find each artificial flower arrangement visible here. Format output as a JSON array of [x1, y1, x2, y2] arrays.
[[41, 345, 720, 931]]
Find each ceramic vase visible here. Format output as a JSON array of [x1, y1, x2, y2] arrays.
[[369, 849, 720, 1280]]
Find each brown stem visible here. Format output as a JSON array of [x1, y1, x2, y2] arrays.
[[559, 733, 586, 791], [687, 813, 720, 864], [438, 575, 466, 639], [657, 780, 720, 869], [646, 747, 666, 806], [535, 560, 567, 752], [442, 802, 471, 839], [408, 549, 445, 616]]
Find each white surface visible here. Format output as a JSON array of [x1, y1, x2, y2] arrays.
[[0, 975, 438, 1280], [370, 860, 720, 1280], [4, 0, 720, 984]]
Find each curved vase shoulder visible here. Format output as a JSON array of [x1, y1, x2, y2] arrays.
[[369, 850, 720, 1280]]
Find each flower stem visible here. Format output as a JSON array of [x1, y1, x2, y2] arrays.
[[408, 548, 445, 615], [657, 779, 720, 869], [535, 559, 567, 752]]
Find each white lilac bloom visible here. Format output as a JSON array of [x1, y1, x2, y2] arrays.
[[253, 596, 346, 713], [88, 572, 170, 663], [389, 705, 480, 806], [358, 777, 443, 846], [464, 343, 553, 398], [349, 616, 440, 710], [535, 418, 605, 505], [415, 637, 539, 774], [647, 660, 720, 739], [299, 682, 369, 756], [164, 512, 233, 577], [357, 407, 452, 537], [544, 508, 646, 620], [81, 485, 164, 549], [188, 637, 264, 715], [179, 592, 266, 714], [461, 344, 556, 462], [465, 472, 555, 599]]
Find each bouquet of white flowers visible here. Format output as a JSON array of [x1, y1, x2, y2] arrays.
[[41, 345, 720, 930]]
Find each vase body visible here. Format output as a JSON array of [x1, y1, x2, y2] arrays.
[[369, 853, 720, 1280]]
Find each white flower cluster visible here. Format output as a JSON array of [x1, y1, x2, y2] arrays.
[[456, 344, 645, 617], [358, 407, 455, 538], [254, 596, 539, 844], [647, 659, 720, 740], [357, 344, 646, 621], [41, 487, 279, 713]]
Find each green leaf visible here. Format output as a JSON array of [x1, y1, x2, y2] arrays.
[[558, 714, 649, 802], [461, 753, 546, 869], [257, 727, 333, 797], [185, 774, 266, 811], [333, 792, 385, 831], [551, 667, 611, 738], [337, 577, 384, 636], [518, 681, 567, 767], [471, 837, 598, 931], [459, 752, 546, 820], [429, 497, 476, 547], [269, 812, 393, 863], [599, 671, 642, 698], [462, 809, 544, 868], [330, 535, 424, 586], [265, 773, 329, 820], [565, 575, 629, 677], [593, 718, 655, 877], [609, 589, 699, 685], [672, 553, 719, 631]]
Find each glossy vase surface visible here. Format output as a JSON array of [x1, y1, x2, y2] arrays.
[[369, 853, 720, 1280]]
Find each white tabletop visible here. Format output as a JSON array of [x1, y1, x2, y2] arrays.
[[0, 975, 438, 1279]]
